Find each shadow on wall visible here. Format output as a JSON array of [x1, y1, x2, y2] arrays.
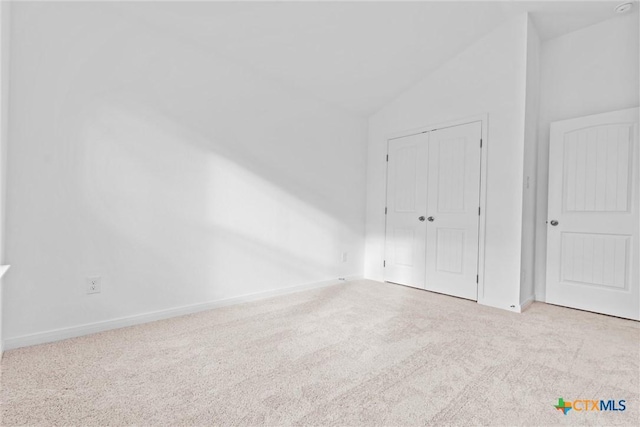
[[76, 100, 354, 302]]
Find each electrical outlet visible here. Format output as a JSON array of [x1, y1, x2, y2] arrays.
[[341, 252, 348, 262], [86, 276, 101, 294]]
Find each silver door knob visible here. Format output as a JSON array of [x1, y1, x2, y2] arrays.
[[550, 220, 559, 226], [427, 216, 435, 222], [418, 216, 426, 222]]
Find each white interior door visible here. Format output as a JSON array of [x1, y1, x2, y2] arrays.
[[424, 122, 482, 300], [546, 107, 639, 320], [384, 133, 429, 289]]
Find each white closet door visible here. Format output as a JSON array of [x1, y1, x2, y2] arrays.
[[424, 122, 482, 300], [546, 108, 639, 320], [384, 133, 429, 289]]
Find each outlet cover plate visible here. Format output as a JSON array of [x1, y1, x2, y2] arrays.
[[86, 276, 101, 294]]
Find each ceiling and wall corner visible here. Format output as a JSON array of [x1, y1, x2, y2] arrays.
[[104, 1, 625, 118]]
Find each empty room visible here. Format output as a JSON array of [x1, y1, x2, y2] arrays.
[[0, 0, 638, 425]]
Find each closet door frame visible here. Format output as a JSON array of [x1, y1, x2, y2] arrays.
[[385, 114, 489, 302]]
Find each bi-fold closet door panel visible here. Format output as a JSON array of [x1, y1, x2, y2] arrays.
[[425, 122, 482, 300], [383, 133, 429, 289], [384, 121, 482, 301]]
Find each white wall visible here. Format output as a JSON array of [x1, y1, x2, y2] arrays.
[[365, 14, 529, 311], [520, 17, 540, 306], [0, 0, 11, 354], [4, 2, 367, 344], [534, 11, 640, 300]]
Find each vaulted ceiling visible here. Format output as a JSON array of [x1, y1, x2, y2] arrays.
[[108, 1, 628, 116]]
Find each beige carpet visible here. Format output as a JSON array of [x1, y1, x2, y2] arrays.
[[1, 280, 639, 426]]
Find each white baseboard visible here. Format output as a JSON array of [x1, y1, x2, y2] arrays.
[[478, 296, 533, 314], [3, 275, 363, 351], [1, 265, 11, 358], [519, 294, 535, 312]]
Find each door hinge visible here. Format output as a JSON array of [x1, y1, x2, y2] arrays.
[[480, 138, 483, 148], [476, 275, 479, 284], [385, 207, 387, 215], [386, 154, 389, 162], [383, 260, 386, 267]]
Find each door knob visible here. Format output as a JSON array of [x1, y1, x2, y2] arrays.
[[550, 220, 559, 226], [418, 216, 426, 222], [427, 216, 435, 222]]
